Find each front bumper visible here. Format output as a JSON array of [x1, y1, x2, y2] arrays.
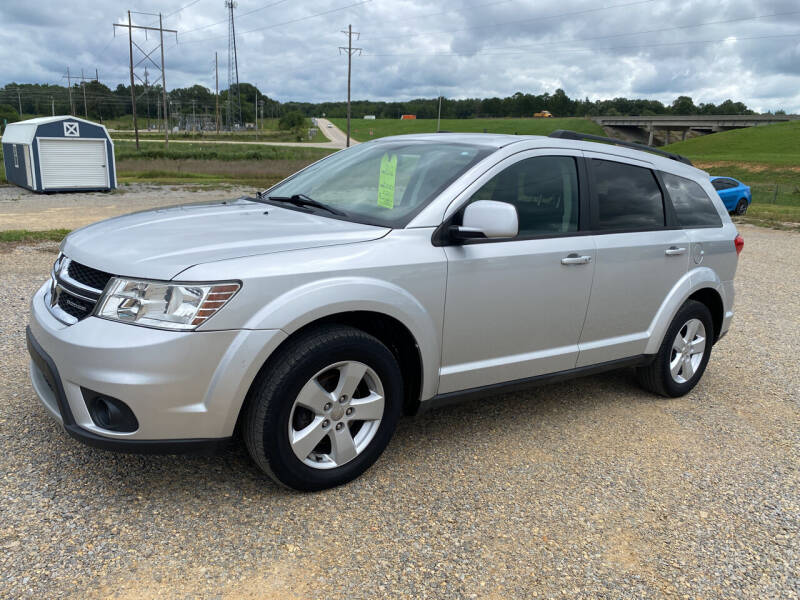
[[28, 282, 287, 452]]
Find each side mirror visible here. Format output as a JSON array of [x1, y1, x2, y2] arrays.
[[450, 200, 519, 242]]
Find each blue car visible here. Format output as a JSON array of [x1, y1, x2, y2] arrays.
[[711, 176, 752, 215]]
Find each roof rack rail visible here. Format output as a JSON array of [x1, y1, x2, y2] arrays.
[[548, 129, 693, 166]]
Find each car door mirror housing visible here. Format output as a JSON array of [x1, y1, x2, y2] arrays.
[[449, 200, 519, 242]]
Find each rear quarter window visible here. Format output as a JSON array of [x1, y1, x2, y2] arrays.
[[662, 172, 722, 228]]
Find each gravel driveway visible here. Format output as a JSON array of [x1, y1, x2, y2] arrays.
[[0, 183, 254, 232], [1, 225, 797, 599]]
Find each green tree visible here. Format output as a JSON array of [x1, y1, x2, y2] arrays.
[[0, 104, 19, 132], [671, 96, 697, 115], [279, 111, 305, 131]]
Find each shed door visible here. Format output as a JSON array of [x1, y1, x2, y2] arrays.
[[38, 139, 108, 189]]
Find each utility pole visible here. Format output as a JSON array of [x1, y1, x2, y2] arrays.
[[215, 52, 220, 134], [437, 95, 442, 132], [159, 13, 169, 146], [81, 69, 88, 119], [339, 24, 362, 148], [65, 67, 74, 115], [51, 97, 55, 116], [192, 99, 196, 131], [113, 11, 176, 148], [126, 11, 139, 148], [17, 89, 22, 118]]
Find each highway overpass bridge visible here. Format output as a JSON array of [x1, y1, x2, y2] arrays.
[[593, 114, 797, 146]]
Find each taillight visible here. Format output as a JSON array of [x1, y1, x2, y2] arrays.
[[734, 234, 744, 256]]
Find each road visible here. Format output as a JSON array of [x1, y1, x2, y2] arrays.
[[1, 224, 797, 598]]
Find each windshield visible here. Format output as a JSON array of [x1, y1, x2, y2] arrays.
[[264, 141, 493, 227]]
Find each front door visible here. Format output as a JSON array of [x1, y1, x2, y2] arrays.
[[439, 152, 595, 394]]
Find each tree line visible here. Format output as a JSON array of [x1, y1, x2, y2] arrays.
[[1, 80, 774, 132]]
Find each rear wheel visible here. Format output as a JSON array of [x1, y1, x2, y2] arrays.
[[637, 300, 714, 397], [734, 198, 748, 215], [244, 325, 403, 491]]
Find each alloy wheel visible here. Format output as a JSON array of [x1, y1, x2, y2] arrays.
[[288, 361, 385, 469], [669, 318, 706, 384]]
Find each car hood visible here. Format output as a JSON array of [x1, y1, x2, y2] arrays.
[[61, 198, 390, 280]]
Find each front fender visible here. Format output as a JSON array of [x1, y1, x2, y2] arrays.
[[245, 276, 442, 401], [644, 266, 728, 355]]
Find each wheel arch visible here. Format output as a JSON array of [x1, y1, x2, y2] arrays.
[[645, 268, 727, 355], [686, 287, 724, 342], [236, 310, 427, 436]]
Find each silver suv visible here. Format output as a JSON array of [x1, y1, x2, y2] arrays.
[[28, 131, 743, 490]]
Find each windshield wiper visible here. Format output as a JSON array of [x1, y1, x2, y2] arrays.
[[266, 193, 346, 216]]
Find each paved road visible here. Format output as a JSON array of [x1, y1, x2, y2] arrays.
[[1, 225, 797, 599]]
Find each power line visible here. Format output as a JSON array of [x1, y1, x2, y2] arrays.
[[487, 8, 800, 52], [359, 0, 657, 42], [179, 0, 290, 36], [362, 31, 800, 59], [176, 0, 373, 45]]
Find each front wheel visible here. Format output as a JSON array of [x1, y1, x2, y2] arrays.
[[637, 300, 714, 397], [734, 198, 748, 215], [244, 325, 403, 491]]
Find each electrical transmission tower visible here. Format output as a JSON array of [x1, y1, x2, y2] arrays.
[[114, 11, 177, 149], [225, 0, 242, 129], [339, 25, 362, 148]]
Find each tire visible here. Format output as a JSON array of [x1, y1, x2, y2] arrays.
[[734, 198, 748, 215], [636, 300, 714, 398], [244, 325, 403, 491]]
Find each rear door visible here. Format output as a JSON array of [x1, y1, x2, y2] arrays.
[[576, 154, 690, 367], [38, 139, 108, 190]]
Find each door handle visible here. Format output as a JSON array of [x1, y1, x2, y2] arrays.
[[665, 246, 687, 256], [561, 253, 592, 265]]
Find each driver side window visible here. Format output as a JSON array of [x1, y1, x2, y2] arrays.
[[469, 156, 579, 236]]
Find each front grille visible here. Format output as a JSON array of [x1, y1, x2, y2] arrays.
[[57, 291, 94, 320], [67, 261, 113, 291]]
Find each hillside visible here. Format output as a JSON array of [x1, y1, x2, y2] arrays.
[[663, 120, 800, 166], [665, 121, 800, 229], [329, 117, 604, 142]]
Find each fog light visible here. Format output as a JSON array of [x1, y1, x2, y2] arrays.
[[82, 389, 139, 433]]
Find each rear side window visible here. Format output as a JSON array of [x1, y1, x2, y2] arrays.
[[592, 159, 664, 230], [662, 173, 722, 228]]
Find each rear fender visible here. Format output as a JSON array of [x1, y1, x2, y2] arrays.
[[644, 267, 726, 355]]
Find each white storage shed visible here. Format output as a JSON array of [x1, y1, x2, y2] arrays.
[[1, 116, 116, 192]]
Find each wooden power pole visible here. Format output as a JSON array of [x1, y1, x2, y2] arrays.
[[215, 52, 220, 134], [339, 25, 362, 148]]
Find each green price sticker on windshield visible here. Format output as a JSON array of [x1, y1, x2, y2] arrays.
[[377, 153, 398, 209]]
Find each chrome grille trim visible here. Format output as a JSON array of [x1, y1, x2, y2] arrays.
[[46, 254, 112, 325]]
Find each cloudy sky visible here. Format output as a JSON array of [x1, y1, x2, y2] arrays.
[[1, 0, 799, 112]]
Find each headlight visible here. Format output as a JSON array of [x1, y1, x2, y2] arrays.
[[95, 278, 240, 331]]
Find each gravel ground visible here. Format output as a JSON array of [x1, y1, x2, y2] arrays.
[[0, 183, 254, 232], [0, 225, 797, 599]]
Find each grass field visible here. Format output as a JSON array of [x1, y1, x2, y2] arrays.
[[664, 121, 800, 228], [113, 141, 333, 187], [330, 117, 605, 142]]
